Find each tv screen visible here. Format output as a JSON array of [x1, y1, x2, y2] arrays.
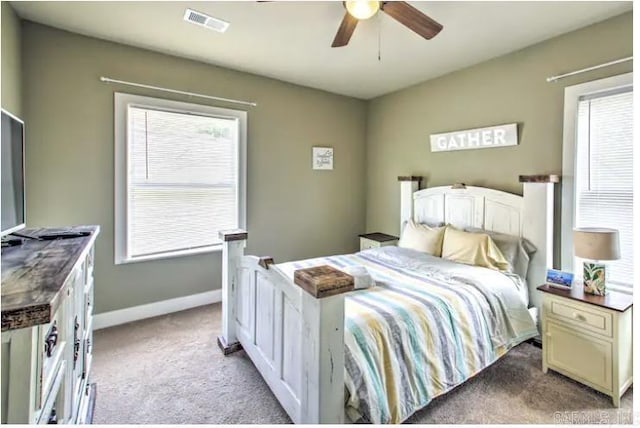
[[1, 110, 25, 236]]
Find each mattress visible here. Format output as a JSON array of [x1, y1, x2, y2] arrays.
[[277, 246, 538, 423]]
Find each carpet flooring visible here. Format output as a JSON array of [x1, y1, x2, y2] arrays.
[[92, 303, 633, 424]]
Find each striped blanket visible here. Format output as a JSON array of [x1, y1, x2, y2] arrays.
[[277, 246, 538, 424]]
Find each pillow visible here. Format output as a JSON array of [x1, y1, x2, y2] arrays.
[[398, 220, 446, 256], [401, 219, 444, 232], [340, 265, 374, 290], [465, 227, 536, 279], [441, 226, 509, 271]]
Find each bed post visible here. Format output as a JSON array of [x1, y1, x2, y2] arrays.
[[296, 267, 354, 424], [520, 175, 560, 312], [398, 176, 423, 233], [217, 229, 248, 355], [300, 293, 347, 423]]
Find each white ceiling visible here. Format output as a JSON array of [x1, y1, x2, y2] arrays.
[[12, 1, 632, 99]]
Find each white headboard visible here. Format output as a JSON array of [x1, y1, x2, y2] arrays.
[[398, 175, 559, 313], [413, 186, 523, 237]]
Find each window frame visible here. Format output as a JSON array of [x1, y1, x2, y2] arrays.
[[114, 92, 247, 265], [560, 72, 632, 293]]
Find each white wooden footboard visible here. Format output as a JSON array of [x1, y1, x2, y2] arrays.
[[217, 230, 347, 424]]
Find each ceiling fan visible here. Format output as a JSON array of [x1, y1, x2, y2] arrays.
[[332, 1, 443, 47]]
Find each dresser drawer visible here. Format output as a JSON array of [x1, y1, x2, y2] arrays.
[[84, 246, 94, 286], [37, 360, 66, 424], [37, 307, 66, 409], [546, 320, 612, 392], [84, 279, 94, 331], [546, 296, 612, 338]]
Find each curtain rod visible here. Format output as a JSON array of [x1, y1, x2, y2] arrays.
[[99, 76, 257, 107], [546, 56, 632, 83]]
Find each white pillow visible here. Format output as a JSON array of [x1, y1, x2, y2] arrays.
[[398, 220, 446, 256]]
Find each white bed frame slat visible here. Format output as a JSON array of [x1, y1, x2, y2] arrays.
[[219, 178, 556, 423]]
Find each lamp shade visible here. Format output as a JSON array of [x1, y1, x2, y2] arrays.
[[573, 227, 620, 261]]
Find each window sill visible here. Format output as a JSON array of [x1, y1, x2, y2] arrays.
[[115, 244, 222, 265]]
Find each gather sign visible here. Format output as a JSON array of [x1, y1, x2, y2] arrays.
[[430, 123, 518, 152]]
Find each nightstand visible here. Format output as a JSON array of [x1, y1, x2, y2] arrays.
[[358, 233, 398, 251], [538, 284, 633, 407]]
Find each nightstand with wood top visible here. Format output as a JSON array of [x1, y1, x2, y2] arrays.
[[538, 284, 633, 407], [358, 233, 399, 251]]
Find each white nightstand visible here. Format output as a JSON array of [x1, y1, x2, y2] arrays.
[[359, 233, 398, 251], [538, 284, 633, 407]]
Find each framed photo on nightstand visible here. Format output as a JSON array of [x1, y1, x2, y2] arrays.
[[545, 268, 573, 289]]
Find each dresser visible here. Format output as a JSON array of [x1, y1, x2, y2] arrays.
[[538, 284, 633, 407], [1, 226, 99, 424]]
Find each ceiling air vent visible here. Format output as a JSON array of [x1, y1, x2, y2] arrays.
[[183, 8, 230, 33]]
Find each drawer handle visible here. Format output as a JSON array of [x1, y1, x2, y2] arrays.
[[572, 312, 586, 321], [44, 322, 59, 358], [73, 316, 80, 369], [47, 408, 57, 424]]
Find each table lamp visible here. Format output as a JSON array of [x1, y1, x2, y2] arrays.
[[573, 227, 620, 296]]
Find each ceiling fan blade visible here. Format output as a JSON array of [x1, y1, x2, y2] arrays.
[[381, 1, 443, 40], [331, 12, 359, 47]]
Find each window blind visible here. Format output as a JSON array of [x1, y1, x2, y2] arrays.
[[127, 106, 239, 258], [574, 89, 633, 287]]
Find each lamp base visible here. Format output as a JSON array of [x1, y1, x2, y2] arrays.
[[583, 261, 607, 296]]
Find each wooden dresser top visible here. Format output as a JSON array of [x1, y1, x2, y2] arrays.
[[537, 284, 633, 313], [1, 226, 99, 331]]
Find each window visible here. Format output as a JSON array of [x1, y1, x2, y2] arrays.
[[115, 93, 246, 264], [561, 73, 633, 291]]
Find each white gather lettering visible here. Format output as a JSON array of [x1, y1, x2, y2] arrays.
[[430, 124, 517, 152], [468, 132, 480, 146], [481, 130, 492, 145]]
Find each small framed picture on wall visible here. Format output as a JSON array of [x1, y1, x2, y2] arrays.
[[312, 147, 333, 170]]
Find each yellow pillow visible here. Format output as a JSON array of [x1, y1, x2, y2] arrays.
[[398, 220, 446, 256], [441, 226, 509, 271]]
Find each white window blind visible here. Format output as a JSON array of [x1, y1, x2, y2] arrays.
[[115, 93, 246, 264], [574, 89, 633, 287]]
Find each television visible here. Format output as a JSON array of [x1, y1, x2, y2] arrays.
[[1, 109, 25, 237]]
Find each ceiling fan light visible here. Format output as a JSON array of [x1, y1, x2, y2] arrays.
[[345, 1, 380, 20]]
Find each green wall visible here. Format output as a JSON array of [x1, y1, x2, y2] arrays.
[[1, 2, 22, 116], [365, 12, 633, 237], [21, 22, 367, 314], [17, 10, 633, 315], [0, 4, 22, 418]]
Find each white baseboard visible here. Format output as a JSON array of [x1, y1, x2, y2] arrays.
[[94, 289, 221, 330]]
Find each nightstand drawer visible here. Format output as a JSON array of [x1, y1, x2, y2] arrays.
[[547, 296, 612, 338], [359, 233, 398, 251], [546, 321, 612, 392], [360, 238, 380, 250]]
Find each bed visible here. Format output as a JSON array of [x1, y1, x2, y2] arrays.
[[216, 176, 557, 424]]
